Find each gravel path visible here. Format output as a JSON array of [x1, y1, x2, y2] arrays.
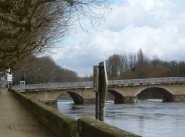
[[0, 89, 55, 137]]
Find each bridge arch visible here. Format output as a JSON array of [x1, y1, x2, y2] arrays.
[[136, 87, 174, 102], [107, 90, 125, 104], [66, 92, 84, 104]]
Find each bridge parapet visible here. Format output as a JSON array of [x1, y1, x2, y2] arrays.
[[13, 77, 185, 91], [13, 82, 92, 91], [109, 77, 185, 87]]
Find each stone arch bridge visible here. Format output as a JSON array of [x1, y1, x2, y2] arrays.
[[13, 77, 185, 104]]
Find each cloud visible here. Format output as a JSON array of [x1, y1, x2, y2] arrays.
[[51, 0, 185, 76]]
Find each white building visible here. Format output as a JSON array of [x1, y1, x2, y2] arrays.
[[0, 69, 13, 88]]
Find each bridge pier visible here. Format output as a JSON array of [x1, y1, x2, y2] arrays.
[[173, 94, 185, 102], [40, 99, 57, 105], [114, 96, 136, 104], [83, 98, 95, 104], [124, 96, 137, 103], [114, 97, 125, 104]]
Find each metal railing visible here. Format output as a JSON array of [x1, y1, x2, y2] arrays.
[[12, 77, 185, 91], [13, 81, 92, 91], [108, 77, 185, 85]]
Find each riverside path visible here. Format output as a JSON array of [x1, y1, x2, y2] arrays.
[[0, 89, 55, 137]]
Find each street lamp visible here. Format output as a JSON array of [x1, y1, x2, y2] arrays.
[[38, 68, 40, 84], [110, 65, 113, 81], [174, 63, 179, 77]]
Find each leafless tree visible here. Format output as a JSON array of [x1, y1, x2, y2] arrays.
[[106, 54, 125, 78], [0, 0, 109, 71]]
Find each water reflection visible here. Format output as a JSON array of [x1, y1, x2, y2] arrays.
[[57, 99, 185, 137]]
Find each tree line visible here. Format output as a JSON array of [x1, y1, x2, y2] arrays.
[[13, 55, 78, 84], [106, 49, 185, 80], [14, 49, 184, 84]]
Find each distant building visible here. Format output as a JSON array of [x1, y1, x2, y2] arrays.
[[0, 69, 13, 88]]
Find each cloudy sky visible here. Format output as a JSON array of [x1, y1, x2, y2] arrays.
[[51, 0, 185, 76]]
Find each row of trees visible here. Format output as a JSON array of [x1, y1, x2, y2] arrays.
[[13, 55, 78, 84], [13, 49, 185, 84], [106, 49, 185, 80]]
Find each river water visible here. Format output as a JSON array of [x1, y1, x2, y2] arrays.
[[56, 99, 185, 137]]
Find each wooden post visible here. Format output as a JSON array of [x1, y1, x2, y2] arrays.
[[93, 62, 108, 121], [98, 62, 108, 121], [93, 66, 99, 120]]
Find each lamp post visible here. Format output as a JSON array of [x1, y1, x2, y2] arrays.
[[38, 68, 40, 84], [174, 63, 179, 77], [110, 65, 113, 82]]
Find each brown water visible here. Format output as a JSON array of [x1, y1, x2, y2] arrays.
[[57, 99, 185, 137]]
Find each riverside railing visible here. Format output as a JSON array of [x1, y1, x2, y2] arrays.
[[13, 81, 92, 91], [13, 77, 185, 91]]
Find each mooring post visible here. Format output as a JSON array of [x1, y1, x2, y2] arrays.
[[98, 62, 108, 121], [93, 62, 108, 121], [93, 65, 99, 120]]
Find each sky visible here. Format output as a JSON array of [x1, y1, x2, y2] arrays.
[[50, 0, 185, 76]]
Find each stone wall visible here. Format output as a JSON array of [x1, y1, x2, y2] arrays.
[[10, 89, 78, 137], [10, 89, 141, 137], [78, 117, 141, 137]]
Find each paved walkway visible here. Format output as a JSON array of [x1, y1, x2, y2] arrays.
[[0, 89, 55, 137]]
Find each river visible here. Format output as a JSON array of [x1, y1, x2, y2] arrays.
[[56, 98, 185, 137]]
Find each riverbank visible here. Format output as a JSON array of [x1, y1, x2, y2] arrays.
[[0, 89, 55, 137]]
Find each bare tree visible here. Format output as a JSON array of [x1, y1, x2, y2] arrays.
[[0, 0, 109, 71], [135, 49, 150, 78], [106, 54, 125, 78]]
